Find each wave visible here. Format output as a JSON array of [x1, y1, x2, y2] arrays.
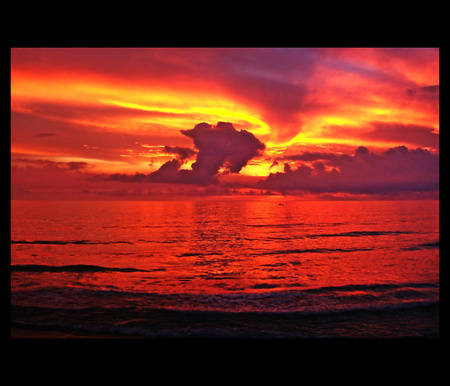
[[305, 230, 415, 239], [246, 222, 306, 228], [11, 294, 439, 318], [11, 239, 133, 245], [11, 281, 438, 313], [264, 230, 416, 242], [11, 264, 151, 273], [246, 222, 347, 228], [253, 247, 374, 256], [303, 281, 439, 294], [177, 252, 223, 257], [11, 294, 439, 338], [10, 231, 420, 247], [402, 240, 439, 251]]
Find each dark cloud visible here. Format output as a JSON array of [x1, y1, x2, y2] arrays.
[[259, 146, 439, 194], [101, 122, 265, 185], [277, 151, 352, 163], [66, 161, 89, 170], [13, 158, 88, 171], [269, 160, 278, 169], [148, 122, 266, 185], [107, 172, 148, 183], [355, 146, 369, 155], [164, 145, 197, 161], [407, 85, 439, 100], [35, 132, 57, 137], [182, 121, 266, 173], [284, 163, 292, 173], [421, 85, 439, 94], [147, 159, 185, 183]]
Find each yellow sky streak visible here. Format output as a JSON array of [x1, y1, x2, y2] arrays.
[[103, 99, 270, 136]]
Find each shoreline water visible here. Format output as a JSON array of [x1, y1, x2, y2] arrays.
[[10, 327, 139, 338], [10, 301, 440, 338]]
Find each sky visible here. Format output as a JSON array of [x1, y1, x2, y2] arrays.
[[11, 47, 439, 200]]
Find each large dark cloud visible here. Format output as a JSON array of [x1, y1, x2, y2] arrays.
[[148, 122, 266, 185], [259, 145, 439, 194]]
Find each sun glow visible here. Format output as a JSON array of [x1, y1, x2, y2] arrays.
[[12, 65, 271, 136], [103, 99, 270, 136], [11, 48, 439, 199], [322, 116, 360, 127]]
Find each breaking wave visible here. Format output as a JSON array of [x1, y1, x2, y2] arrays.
[[11, 281, 438, 313], [11, 281, 439, 337]]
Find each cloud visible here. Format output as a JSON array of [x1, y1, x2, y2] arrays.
[[269, 160, 278, 169], [11, 159, 92, 199], [259, 145, 439, 194], [35, 132, 57, 137], [276, 151, 352, 163], [147, 159, 185, 183], [148, 122, 266, 185], [13, 158, 88, 170], [407, 85, 439, 99], [164, 145, 197, 160], [182, 121, 266, 174], [359, 122, 439, 150], [107, 172, 148, 183]]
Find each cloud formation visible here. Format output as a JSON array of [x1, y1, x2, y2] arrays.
[[276, 151, 352, 163], [14, 158, 88, 170], [260, 146, 439, 194], [358, 122, 439, 150], [149, 122, 266, 184], [11, 49, 439, 199], [164, 145, 197, 161]]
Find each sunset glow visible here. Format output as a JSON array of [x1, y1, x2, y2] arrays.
[[11, 48, 439, 199], [11, 47, 440, 338]]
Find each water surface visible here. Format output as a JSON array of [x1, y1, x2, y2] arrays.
[[11, 199, 439, 337]]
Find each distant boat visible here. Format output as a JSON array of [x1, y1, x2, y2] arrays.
[[278, 203, 284, 205]]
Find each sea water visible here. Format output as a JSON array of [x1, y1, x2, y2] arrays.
[[11, 199, 439, 337]]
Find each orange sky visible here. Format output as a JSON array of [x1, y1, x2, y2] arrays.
[[11, 48, 439, 199]]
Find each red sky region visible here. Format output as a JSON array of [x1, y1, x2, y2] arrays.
[[11, 47, 439, 200]]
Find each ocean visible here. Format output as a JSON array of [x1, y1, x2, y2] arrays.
[[10, 199, 439, 338]]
